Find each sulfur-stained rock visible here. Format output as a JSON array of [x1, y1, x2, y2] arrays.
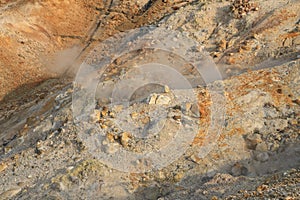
[[120, 132, 131, 147]]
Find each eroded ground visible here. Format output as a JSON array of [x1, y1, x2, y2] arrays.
[[0, 0, 299, 199]]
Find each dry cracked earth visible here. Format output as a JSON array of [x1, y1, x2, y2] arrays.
[[0, 0, 300, 199]]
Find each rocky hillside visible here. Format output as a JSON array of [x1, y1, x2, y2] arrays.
[[0, 0, 299, 199]]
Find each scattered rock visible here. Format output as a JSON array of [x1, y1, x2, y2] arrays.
[[103, 142, 120, 154], [173, 115, 181, 121], [33, 119, 52, 133], [17, 182, 26, 187], [121, 132, 131, 147], [141, 116, 150, 124], [185, 103, 192, 112], [101, 106, 109, 117], [109, 111, 115, 118], [256, 184, 268, 193], [148, 93, 171, 105], [218, 39, 227, 51], [231, 163, 248, 176], [254, 151, 269, 162], [156, 95, 171, 105], [190, 103, 200, 118], [190, 154, 201, 164], [100, 124, 108, 129], [246, 134, 262, 149], [255, 142, 268, 151], [130, 112, 139, 119], [148, 93, 158, 105], [211, 196, 218, 200], [164, 85, 170, 93], [174, 172, 184, 182], [51, 182, 66, 192], [90, 110, 101, 123], [36, 140, 47, 155], [206, 173, 237, 185], [106, 132, 115, 143]]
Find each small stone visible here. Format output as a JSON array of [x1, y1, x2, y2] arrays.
[[255, 152, 269, 162], [283, 38, 292, 47], [106, 132, 115, 143], [155, 95, 171, 105], [174, 172, 184, 182], [227, 57, 235, 65], [158, 171, 166, 180], [104, 143, 120, 154], [290, 119, 297, 125], [109, 112, 115, 118], [255, 142, 268, 151], [148, 93, 158, 104], [246, 134, 262, 149], [141, 116, 150, 124], [17, 182, 26, 187], [241, 44, 251, 51], [256, 184, 268, 193], [185, 103, 192, 112], [164, 85, 170, 93], [66, 166, 74, 172], [231, 162, 248, 176], [190, 103, 200, 118], [36, 143, 46, 155], [173, 115, 181, 121], [90, 110, 100, 123], [52, 182, 66, 191], [0, 163, 8, 173], [121, 132, 131, 147], [190, 154, 201, 164], [212, 52, 221, 58], [270, 143, 280, 151], [130, 112, 138, 119], [100, 124, 108, 129], [218, 39, 227, 50], [101, 109, 108, 117]]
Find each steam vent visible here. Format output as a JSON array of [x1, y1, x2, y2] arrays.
[[0, 0, 299, 199]]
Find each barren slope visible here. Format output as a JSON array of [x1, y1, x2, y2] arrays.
[[0, 0, 299, 199]]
